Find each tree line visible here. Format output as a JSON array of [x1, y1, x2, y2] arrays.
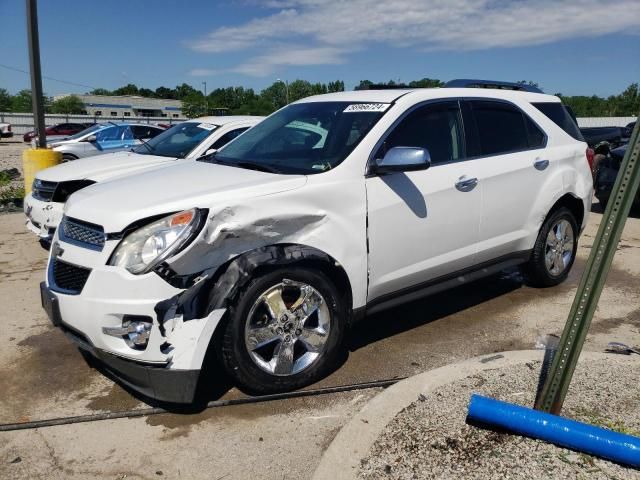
[[0, 79, 637, 118]]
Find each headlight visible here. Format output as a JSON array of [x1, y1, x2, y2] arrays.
[[109, 209, 203, 274]]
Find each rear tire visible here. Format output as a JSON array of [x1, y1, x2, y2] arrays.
[[62, 154, 78, 162], [524, 207, 578, 287], [219, 267, 347, 394]]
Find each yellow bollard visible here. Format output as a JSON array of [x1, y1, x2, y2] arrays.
[[22, 148, 62, 195]]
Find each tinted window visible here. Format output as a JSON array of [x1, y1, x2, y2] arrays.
[[532, 102, 584, 141], [524, 116, 545, 148], [470, 101, 529, 155], [131, 125, 162, 140], [211, 127, 250, 150], [377, 101, 464, 165]]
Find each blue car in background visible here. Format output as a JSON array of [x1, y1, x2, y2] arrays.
[[45, 122, 166, 161]]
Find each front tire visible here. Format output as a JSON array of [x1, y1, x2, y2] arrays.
[[524, 207, 578, 287], [62, 153, 78, 162], [220, 267, 347, 394]]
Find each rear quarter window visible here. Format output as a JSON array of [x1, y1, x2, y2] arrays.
[[532, 102, 584, 141]]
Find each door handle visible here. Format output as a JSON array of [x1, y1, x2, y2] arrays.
[[455, 176, 478, 192], [534, 159, 549, 171]]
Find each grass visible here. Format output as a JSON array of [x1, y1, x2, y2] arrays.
[[0, 171, 24, 205]]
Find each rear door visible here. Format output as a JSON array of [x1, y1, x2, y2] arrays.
[[465, 99, 562, 262]]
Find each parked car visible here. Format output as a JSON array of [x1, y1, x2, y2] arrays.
[[579, 126, 627, 149], [45, 122, 166, 161], [40, 81, 592, 403], [623, 121, 636, 140], [24, 116, 262, 244], [594, 144, 639, 209], [23, 122, 91, 143], [0, 121, 13, 139]]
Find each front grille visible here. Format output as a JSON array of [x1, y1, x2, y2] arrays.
[[32, 179, 58, 201], [60, 217, 105, 250], [51, 259, 91, 294]]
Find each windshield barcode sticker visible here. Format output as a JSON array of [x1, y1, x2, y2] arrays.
[[197, 123, 216, 130], [343, 103, 390, 113]]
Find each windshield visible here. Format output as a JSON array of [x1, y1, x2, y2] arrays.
[[67, 123, 107, 141], [208, 102, 387, 174], [133, 121, 218, 158]]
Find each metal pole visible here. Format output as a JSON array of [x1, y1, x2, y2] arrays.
[[26, 0, 46, 149], [202, 81, 207, 116], [536, 116, 640, 414]]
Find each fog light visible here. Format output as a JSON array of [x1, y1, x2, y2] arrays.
[[103, 315, 152, 350]]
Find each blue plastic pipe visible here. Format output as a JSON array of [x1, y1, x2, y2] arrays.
[[467, 394, 640, 468]]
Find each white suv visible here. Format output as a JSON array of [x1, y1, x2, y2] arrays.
[[40, 81, 592, 403], [25, 116, 262, 245]]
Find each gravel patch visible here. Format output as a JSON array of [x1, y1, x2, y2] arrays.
[[359, 358, 640, 479], [0, 141, 29, 209], [0, 140, 28, 174]]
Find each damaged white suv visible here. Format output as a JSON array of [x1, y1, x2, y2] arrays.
[[41, 80, 592, 403]]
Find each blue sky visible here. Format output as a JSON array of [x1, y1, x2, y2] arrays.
[[1, 0, 639, 97]]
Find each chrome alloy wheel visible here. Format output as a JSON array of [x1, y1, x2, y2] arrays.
[[244, 279, 331, 376], [545, 219, 575, 276]]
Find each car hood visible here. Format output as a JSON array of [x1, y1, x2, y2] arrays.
[[36, 151, 177, 183], [65, 161, 307, 232]]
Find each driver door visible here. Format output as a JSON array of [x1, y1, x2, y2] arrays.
[[366, 100, 482, 301]]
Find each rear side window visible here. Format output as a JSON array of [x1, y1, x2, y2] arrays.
[[469, 101, 530, 155], [532, 102, 584, 141]]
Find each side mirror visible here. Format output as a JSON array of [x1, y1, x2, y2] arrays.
[[84, 134, 97, 143], [204, 147, 217, 156], [374, 146, 431, 174]]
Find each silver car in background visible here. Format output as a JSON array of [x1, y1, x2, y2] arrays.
[[48, 123, 165, 161]]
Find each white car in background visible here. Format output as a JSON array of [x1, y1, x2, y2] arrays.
[[24, 116, 262, 245]]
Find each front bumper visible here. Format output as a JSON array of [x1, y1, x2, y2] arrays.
[[43, 232, 226, 403], [42, 276, 223, 403], [42, 281, 200, 402], [24, 193, 63, 241]]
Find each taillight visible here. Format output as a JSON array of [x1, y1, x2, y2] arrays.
[[586, 147, 594, 171]]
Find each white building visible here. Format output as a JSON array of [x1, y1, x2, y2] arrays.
[[54, 94, 183, 118]]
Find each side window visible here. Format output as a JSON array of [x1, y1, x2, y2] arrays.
[[377, 101, 464, 165], [131, 125, 161, 139], [524, 115, 545, 149], [532, 102, 584, 141], [95, 125, 133, 142], [95, 126, 117, 142], [211, 127, 249, 150], [469, 101, 530, 155]]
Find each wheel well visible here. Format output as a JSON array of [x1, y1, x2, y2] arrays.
[[206, 244, 354, 315], [546, 194, 585, 230]]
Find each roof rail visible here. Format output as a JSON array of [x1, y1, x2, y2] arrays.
[[444, 79, 543, 94]]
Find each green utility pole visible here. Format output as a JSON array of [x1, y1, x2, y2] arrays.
[[536, 117, 640, 414]]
